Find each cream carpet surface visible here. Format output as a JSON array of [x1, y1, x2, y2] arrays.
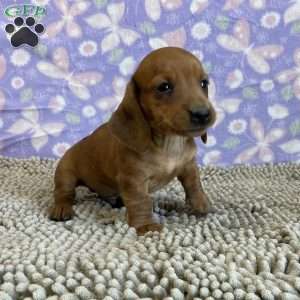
[[0, 157, 300, 300]]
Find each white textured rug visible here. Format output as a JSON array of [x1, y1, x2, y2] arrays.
[[0, 157, 300, 300]]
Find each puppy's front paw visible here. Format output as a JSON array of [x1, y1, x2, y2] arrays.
[[49, 204, 74, 221], [136, 223, 163, 235], [188, 192, 212, 216]]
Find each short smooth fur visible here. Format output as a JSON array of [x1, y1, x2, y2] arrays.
[[50, 47, 216, 235]]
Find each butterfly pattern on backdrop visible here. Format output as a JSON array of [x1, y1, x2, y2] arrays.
[[223, 0, 266, 11], [276, 48, 300, 100], [145, 0, 182, 21], [37, 47, 103, 100], [225, 69, 244, 90], [7, 105, 65, 151], [208, 79, 242, 128], [96, 76, 127, 119], [190, 0, 209, 14], [149, 27, 186, 49], [0, 0, 299, 165], [0, 54, 6, 111], [217, 19, 284, 74], [43, 0, 90, 39], [284, 0, 300, 24], [234, 118, 285, 164], [85, 2, 140, 54]]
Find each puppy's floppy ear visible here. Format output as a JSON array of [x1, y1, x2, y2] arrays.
[[109, 79, 152, 153], [201, 132, 207, 144]]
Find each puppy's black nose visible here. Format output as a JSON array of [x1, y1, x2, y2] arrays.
[[189, 107, 210, 126]]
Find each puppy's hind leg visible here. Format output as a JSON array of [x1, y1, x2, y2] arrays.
[[49, 165, 77, 221]]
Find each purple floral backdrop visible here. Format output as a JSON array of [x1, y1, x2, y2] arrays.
[[0, 0, 300, 166]]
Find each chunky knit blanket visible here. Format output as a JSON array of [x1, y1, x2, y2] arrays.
[[0, 157, 300, 300]]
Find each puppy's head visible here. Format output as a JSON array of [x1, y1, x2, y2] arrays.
[[110, 47, 216, 152]]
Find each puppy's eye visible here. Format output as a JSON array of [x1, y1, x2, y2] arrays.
[[200, 79, 209, 89], [157, 81, 173, 93]]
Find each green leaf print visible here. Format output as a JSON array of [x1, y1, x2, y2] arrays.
[[290, 120, 300, 136], [242, 87, 258, 100], [281, 85, 294, 101], [20, 88, 33, 102], [291, 21, 300, 35], [215, 15, 230, 31], [94, 0, 107, 8], [139, 21, 156, 35], [66, 112, 81, 125], [108, 48, 124, 64], [222, 137, 240, 149]]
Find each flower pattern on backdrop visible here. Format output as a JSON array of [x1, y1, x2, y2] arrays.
[[0, 0, 299, 165]]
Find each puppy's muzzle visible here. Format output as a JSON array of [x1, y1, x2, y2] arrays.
[[189, 106, 212, 127]]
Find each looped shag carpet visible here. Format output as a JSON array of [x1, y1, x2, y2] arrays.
[[0, 157, 300, 300]]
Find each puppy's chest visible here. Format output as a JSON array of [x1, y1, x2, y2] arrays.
[[158, 151, 185, 174], [149, 137, 194, 189]]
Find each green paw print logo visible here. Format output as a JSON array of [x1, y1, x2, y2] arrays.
[[4, 4, 47, 48]]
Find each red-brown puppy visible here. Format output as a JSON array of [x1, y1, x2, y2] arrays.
[[50, 47, 216, 235]]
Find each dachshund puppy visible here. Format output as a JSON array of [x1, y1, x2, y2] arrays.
[[50, 47, 216, 235]]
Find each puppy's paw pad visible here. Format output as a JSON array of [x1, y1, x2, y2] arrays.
[[49, 204, 74, 221], [136, 223, 163, 235]]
